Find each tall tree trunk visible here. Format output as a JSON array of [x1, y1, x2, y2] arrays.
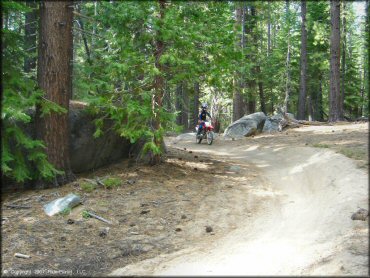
[[36, 1, 74, 187], [340, 1, 346, 116], [24, 1, 38, 73], [151, 0, 166, 164], [364, 0, 369, 116], [246, 5, 257, 114], [267, 1, 271, 55], [297, 0, 307, 120], [76, 6, 91, 65], [233, 3, 245, 121], [193, 82, 200, 127], [283, 0, 291, 114], [254, 7, 266, 114], [329, 0, 342, 121]]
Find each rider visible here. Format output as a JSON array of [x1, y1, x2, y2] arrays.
[[197, 103, 212, 136]]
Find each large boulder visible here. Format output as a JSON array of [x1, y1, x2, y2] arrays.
[[263, 113, 296, 133], [223, 112, 267, 138], [69, 108, 131, 173], [7, 103, 132, 174]]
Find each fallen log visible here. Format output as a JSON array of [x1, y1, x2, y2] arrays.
[[280, 113, 329, 130]]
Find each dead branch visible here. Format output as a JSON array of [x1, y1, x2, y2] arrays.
[[5, 204, 31, 209], [73, 11, 97, 22], [87, 211, 112, 225], [14, 253, 31, 259]]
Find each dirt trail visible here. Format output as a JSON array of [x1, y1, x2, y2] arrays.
[[111, 123, 368, 276]]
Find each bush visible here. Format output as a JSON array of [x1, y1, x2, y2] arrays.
[[103, 177, 122, 189], [80, 181, 96, 192]]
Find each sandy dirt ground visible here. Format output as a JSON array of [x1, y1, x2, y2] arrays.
[[111, 122, 369, 276], [1, 122, 368, 276]]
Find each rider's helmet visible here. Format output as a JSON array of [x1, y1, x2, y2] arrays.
[[201, 103, 208, 110]]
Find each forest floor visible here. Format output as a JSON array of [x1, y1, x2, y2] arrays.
[[1, 122, 368, 276]]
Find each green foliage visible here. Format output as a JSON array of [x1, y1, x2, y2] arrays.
[[103, 176, 122, 189], [60, 207, 72, 216], [82, 210, 91, 219], [2, 2, 63, 182], [312, 143, 330, 148], [80, 182, 96, 192]]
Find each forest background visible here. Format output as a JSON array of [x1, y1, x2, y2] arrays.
[[2, 1, 368, 187]]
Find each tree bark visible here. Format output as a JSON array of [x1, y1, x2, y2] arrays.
[[252, 6, 266, 114], [297, 0, 307, 120], [232, 3, 245, 121], [24, 1, 38, 73], [246, 5, 257, 115], [340, 1, 346, 116], [329, 0, 342, 121], [283, 0, 291, 114], [36, 1, 75, 187]]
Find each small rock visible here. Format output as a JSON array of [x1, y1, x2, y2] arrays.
[[175, 228, 182, 232], [181, 214, 187, 219], [205, 226, 213, 233], [194, 155, 198, 159], [351, 208, 368, 221], [305, 143, 308, 146], [67, 219, 74, 225], [178, 157, 183, 161], [99, 227, 109, 238], [193, 168, 198, 171], [199, 160, 203, 162], [184, 148, 187, 150], [130, 223, 136, 227], [332, 130, 335, 132], [189, 151, 193, 153], [127, 179, 136, 185], [60, 236, 66, 241], [140, 210, 150, 215]]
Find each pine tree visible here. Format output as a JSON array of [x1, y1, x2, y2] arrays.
[[35, 1, 75, 187]]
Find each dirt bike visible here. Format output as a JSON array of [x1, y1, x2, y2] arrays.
[[195, 121, 215, 145]]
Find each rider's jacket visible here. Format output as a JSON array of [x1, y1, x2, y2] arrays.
[[199, 109, 211, 121]]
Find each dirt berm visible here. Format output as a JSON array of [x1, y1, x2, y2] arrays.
[[111, 123, 368, 276]]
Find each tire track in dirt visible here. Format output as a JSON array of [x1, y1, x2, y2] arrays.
[[111, 126, 368, 276]]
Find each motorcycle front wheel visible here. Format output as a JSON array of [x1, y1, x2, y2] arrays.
[[207, 131, 214, 145]]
